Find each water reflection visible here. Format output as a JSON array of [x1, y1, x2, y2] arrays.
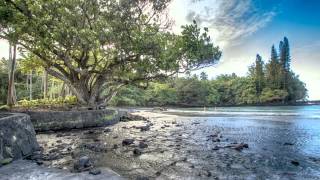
[[165, 105, 320, 175]]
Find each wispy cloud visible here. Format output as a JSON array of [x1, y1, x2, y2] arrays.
[[186, 0, 277, 47]]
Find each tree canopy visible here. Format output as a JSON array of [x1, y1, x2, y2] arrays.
[[0, 0, 221, 106]]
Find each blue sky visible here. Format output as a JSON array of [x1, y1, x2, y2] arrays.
[[169, 0, 320, 100]]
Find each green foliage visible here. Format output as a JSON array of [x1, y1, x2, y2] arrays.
[[0, 60, 8, 104], [109, 86, 145, 106], [200, 72, 208, 80], [17, 96, 77, 108], [174, 75, 210, 106], [0, 0, 221, 106], [266, 45, 281, 89], [144, 83, 177, 106], [0, 57, 64, 104], [260, 88, 288, 103], [252, 54, 265, 95], [264, 37, 307, 102]]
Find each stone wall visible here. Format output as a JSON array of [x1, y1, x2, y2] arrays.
[[26, 109, 121, 132], [0, 113, 39, 164]]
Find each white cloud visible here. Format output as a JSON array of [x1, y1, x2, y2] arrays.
[[0, 39, 9, 59], [183, 0, 277, 48]]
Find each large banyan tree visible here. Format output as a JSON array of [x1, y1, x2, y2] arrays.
[[0, 0, 221, 106]]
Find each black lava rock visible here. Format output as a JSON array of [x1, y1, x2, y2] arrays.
[[138, 142, 148, 149], [133, 148, 142, 156], [122, 139, 134, 146], [73, 156, 92, 172], [291, 160, 300, 166], [89, 168, 101, 175], [104, 128, 111, 133], [139, 125, 150, 132], [212, 146, 219, 151]]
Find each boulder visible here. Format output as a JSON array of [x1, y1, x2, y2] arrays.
[[0, 113, 39, 163]]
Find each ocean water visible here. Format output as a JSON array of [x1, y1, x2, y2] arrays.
[[36, 105, 320, 179], [161, 105, 320, 179]]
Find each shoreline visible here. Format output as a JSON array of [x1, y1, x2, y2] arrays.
[[34, 109, 320, 179], [114, 103, 320, 111]]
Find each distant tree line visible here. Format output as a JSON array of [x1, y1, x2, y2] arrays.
[[110, 37, 308, 107]]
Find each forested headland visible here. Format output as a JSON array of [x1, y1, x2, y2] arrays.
[[111, 37, 308, 107]]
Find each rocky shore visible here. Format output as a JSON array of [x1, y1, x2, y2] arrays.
[[2, 109, 319, 179], [30, 110, 311, 180]]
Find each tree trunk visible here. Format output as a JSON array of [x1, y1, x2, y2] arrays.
[[29, 70, 33, 100], [7, 43, 17, 107], [68, 80, 104, 108], [45, 70, 120, 107], [60, 82, 66, 98], [43, 70, 48, 98], [50, 80, 54, 99]]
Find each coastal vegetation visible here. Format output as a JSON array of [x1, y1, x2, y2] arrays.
[[0, 1, 306, 108], [0, 35, 307, 108], [110, 37, 308, 106]]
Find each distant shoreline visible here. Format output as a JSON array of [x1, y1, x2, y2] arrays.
[[117, 101, 320, 109]]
